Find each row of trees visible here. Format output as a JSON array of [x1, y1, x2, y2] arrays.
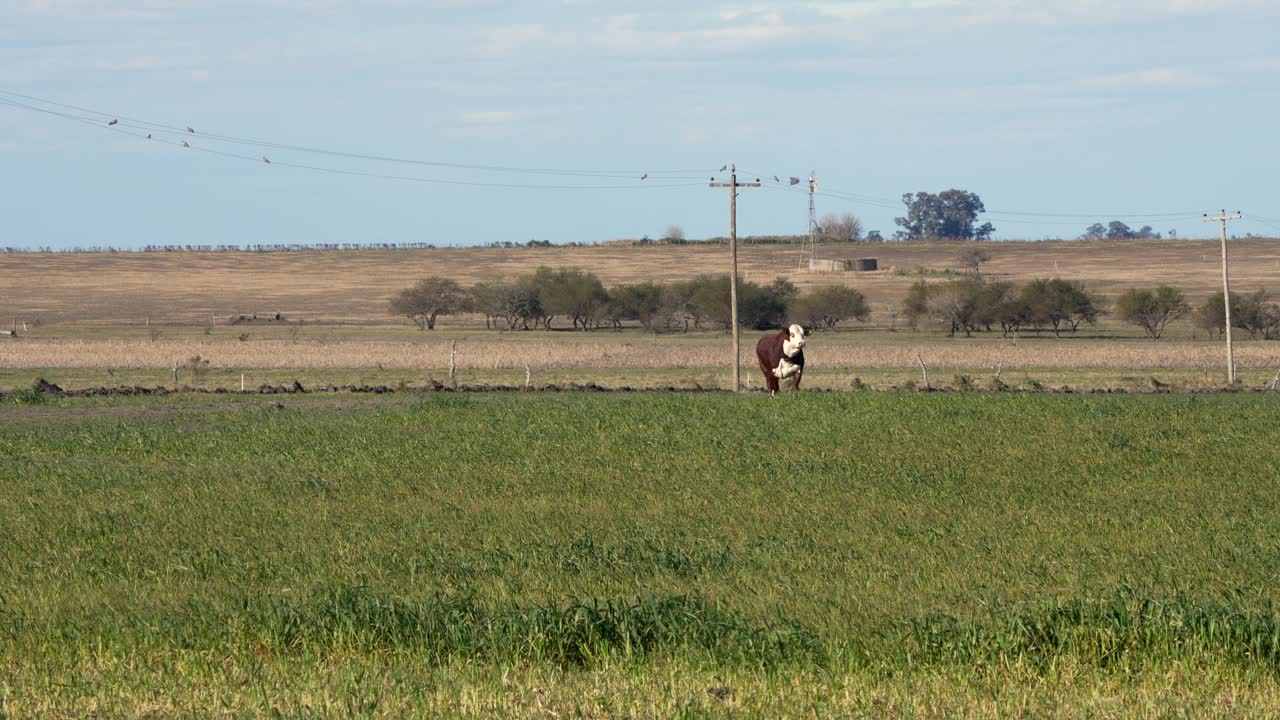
[[1080, 222, 1166, 241], [904, 277, 1280, 340], [389, 268, 871, 332], [903, 277, 1103, 337], [1115, 286, 1280, 340]]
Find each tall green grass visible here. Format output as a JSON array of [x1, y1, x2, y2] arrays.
[[3, 392, 1280, 714]]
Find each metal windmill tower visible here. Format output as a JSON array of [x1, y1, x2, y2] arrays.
[[799, 171, 818, 270]]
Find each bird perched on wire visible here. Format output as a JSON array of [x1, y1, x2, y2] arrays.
[[773, 176, 779, 182], [146, 133, 152, 139], [640, 173, 647, 180], [719, 164, 728, 172], [186, 127, 195, 133], [181, 140, 190, 148], [263, 156, 270, 164], [107, 118, 118, 126]]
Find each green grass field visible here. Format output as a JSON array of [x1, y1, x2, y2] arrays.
[[4, 392, 1280, 717]]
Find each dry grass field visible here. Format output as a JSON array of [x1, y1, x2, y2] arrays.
[[3, 238, 1280, 389], [3, 238, 1279, 325]]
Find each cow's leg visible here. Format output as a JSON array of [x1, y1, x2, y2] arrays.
[[791, 369, 803, 392], [757, 355, 780, 396]]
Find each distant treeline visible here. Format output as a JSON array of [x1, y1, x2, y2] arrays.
[[390, 268, 870, 332], [0, 242, 445, 253], [8, 234, 1269, 255]]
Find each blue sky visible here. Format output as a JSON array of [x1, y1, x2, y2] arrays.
[[3, 0, 1280, 248]]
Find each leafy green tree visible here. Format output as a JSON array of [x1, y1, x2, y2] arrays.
[[388, 277, 468, 330], [1192, 292, 1232, 339], [525, 267, 609, 330], [791, 286, 870, 329], [471, 280, 542, 330], [865, 230, 885, 242], [984, 281, 1032, 337], [608, 282, 664, 332], [1020, 278, 1102, 336], [659, 280, 699, 332], [926, 278, 989, 337], [1234, 289, 1280, 339], [1115, 286, 1190, 339], [894, 189, 995, 241], [739, 280, 793, 330], [1080, 223, 1107, 240], [686, 275, 796, 331], [902, 280, 932, 329], [1106, 221, 1134, 240]]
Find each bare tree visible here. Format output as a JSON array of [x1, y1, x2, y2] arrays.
[[957, 247, 992, 274], [818, 212, 864, 242], [663, 224, 686, 242]]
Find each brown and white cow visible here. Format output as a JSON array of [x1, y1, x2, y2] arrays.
[[755, 323, 807, 396]]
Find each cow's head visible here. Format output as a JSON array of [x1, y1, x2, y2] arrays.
[[782, 323, 806, 356]]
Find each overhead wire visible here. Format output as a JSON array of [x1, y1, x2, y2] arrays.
[[0, 88, 711, 179], [0, 94, 707, 190]]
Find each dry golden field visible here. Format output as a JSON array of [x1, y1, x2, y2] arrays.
[[4, 335, 1280, 372], [3, 238, 1279, 325], [3, 238, 1280, 388]]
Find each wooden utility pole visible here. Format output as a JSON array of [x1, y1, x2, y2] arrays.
[[1203, 210, 1243, 384], [710, 165, 761, 392]]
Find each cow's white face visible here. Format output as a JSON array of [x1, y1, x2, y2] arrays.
[[782, 323, 806, 357]]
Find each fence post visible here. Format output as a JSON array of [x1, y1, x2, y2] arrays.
[[241, 373, 246, 391], [916, 353, 930, 390], [449, 340, 458, 389], [525, 365, 531, 390]]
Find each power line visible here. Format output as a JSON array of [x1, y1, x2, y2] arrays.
[[0, 96, 706, 191], [0, 89, 711, 179]]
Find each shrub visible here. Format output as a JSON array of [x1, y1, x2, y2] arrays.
[[792, 286, 870, 329], [9, 388, 45, 405], [1115, 286, 1190, 339], [1192, 290, 1280, 340], [183, 355, 211, 383]]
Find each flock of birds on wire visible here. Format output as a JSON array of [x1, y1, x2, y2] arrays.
[[99, 116, 809, 187]]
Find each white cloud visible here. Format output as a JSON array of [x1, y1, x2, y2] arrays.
[[1083, 67, 1205, 89], [458, 111, 515, 125]]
